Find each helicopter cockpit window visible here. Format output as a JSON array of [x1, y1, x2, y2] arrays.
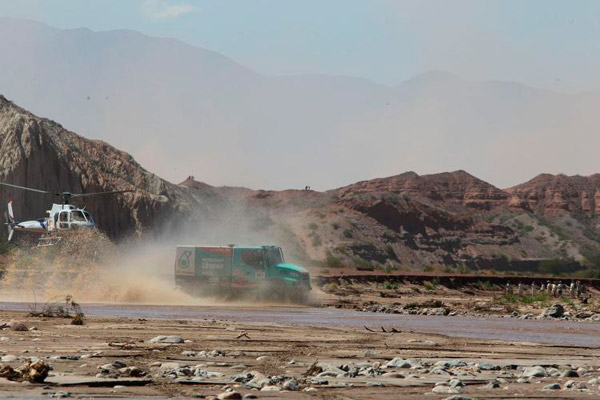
[[58, 211, 69, 228], [70, 211, 87, 222], [83, 211, 93, 223]]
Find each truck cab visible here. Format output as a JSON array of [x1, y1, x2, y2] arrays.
[[174, 245, 311, 302]]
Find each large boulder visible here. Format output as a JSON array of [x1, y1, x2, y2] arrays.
[[542, 303, 564, 318]]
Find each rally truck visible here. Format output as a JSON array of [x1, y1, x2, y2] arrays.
[[174, 245, 311, 303]]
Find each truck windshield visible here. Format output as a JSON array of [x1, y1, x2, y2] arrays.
[[267, 248, 284, 267]]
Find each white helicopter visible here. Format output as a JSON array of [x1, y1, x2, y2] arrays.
[[1, 182, 133, 244]]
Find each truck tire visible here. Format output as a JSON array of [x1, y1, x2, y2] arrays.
[[290, 287, 310, 304], [263, 283, 286, 303]]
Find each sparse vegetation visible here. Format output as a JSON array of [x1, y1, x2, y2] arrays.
[[498, 292, 551, 306], [331, 222, 340, 230], [423, 278, 439, 291], [476, 280, 495, 291], [385, 245, 398, 261], [538, 258, 576, 275], [311, 234, 322, 247], [0, 242, 11, 256], [307, 222, 318, 230], [536, 217, 571, 242], [455, 264, 471, 274], [323, 251, 344, 269], [382, 263, 397, 273], [343, 229, 353, 239]]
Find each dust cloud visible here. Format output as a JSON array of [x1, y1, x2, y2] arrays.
[[0, 201, 317, 307], [0, 229, 199, 305]]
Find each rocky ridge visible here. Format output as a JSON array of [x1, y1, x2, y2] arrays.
[[1, 94, 599, 270], [0, 95, 219, 239]]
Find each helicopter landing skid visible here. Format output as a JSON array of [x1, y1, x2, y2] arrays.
[[37, 236, 62, 247]]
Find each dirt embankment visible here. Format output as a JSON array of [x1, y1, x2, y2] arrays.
[[319, 273, 600, 322]]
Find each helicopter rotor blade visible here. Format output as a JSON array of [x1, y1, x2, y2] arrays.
[[71, 190, 136, 198], [0, 182, 57, 195]]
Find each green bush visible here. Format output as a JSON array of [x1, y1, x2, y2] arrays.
[[383, 263, 397, 273], [456, 264, 470, 274], [343, 229, 353, 239], [499, 292, 550, 305], [423, 278, 439, 291]]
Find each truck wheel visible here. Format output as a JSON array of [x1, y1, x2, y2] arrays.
[[264, 285, 285, 303], [290, 287, 309, 304]]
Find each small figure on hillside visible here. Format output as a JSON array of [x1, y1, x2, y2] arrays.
[[505, 282, 513, 295], [517, 283, 523, 296], [557, 281, 564, 298], [547, 281, 552, 294], [540, 283, 545, 292], [569, 281, 576, 298], [550, 282, 557, 297], [531, 283, 537, 295]]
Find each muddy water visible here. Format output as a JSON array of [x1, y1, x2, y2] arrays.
[[3, 301, 599, 347]]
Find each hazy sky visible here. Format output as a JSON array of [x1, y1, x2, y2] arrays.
[[1, 0, 600, 92]]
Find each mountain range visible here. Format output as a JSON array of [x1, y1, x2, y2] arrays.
[[1, 18, 600, 191]]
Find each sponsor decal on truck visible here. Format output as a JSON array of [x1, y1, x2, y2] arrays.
[[175, 247, 195, 276]]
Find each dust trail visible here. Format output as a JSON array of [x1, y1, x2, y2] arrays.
[[0, 229, 208, 305]]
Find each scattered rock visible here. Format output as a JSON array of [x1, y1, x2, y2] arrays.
[[560, 369, 578, 378], [283, 379, 299, 391], [385, 358, 419, 369], [521, 366, 547, 378], [217, 392, 242, 400], [432, 385, 460, 394], [448, 379, 464, 388], [485, 381, 500, 389], [542, 303, 564, 318], [477, 362, 500, 371], [148, 336, 184, 344], [542, 383, 561, 390], [260, 385, 282, 391], [8, 321, 28, 332], [159, 362, 181, 371], [51, 392, 71, 398]]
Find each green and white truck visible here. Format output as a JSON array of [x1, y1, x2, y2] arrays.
[[174, 245, 311, 302]]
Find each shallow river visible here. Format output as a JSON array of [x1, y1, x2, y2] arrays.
[[2, 302, 598, 347]]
